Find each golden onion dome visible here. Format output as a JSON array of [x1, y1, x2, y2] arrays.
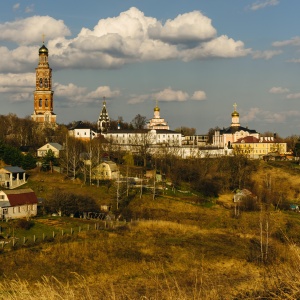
[[232, 110, 239, 117], [39, 44, 48, 54], [154, 106, 160, 112]]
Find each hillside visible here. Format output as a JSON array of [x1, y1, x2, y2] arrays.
[[0, 161, 300, 299]]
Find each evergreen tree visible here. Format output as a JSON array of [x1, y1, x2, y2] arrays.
[[22, 153, 37, 170], [41, 149, 58, 172], [3, 145, 23, 166]]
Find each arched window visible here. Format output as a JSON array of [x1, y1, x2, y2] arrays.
[[39, 99, 42, 107], [39, 78, 43, 88], [45, 99, 48, 107], [44, 78, 48, 88]]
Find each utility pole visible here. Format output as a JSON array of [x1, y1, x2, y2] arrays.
[[126, 165, 129, 197], [140, 173, 143, 199], [116, 172, 120, 210]]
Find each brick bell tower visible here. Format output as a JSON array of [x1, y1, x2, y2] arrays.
[[31, 40, 56, 126]]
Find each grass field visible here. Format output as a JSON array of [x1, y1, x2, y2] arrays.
[[0, 161, 300, 299]]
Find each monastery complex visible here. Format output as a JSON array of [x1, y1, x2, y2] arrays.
[[30, 43, 287, 160]]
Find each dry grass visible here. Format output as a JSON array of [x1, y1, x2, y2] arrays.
[[2, 162, 300, 299]]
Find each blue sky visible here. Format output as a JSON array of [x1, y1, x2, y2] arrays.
[[1, 0, 300, 137]]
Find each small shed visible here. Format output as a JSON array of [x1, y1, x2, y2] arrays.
[[233, 189, 256, 203], [0, 166, 26, 189]]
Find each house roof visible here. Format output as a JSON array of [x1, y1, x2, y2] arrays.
[[3, 188, 38, 206], [220, 126, 258, 135], [1, 166, 25, 173], [106, 129, 180, 134], [233, 136, 260, 144], [69, 121, 97, 131], [47, 143, 62, 150], [38, 143, 63, 151]]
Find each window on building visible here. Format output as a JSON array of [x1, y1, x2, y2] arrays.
[[45, 99, 48, 107], [39, 99, 42, 107], [39, 78, 43, 88], [44, 78, 48, 88]]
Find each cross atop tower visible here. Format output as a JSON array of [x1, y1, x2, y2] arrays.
[[42, 33, 45, 44], [233, 102, 237, 111]]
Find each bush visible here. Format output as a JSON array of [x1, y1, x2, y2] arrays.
[[15, 219, 34, 230]]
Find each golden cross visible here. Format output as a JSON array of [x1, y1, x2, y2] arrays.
[[42, 33, 45, 44], [233, 102, 237, 111]]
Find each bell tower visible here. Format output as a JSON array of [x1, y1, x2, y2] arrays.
[[31, 39, 56, 126], [97, 97, 110, 132]]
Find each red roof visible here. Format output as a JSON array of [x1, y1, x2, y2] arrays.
[[234, 136, 260, 144], [5, 189, 38, 206]]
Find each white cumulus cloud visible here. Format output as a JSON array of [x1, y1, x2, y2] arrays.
[[0, 8, 251, 72], [148, 10, 216, 44], [86, 86, 120, 99], [269, 87, 289, 94], [252, 50, 282, 60], [286, 93, 300, 99], [191, 91, 206, 101], [154, 88, 189, 102], [0, 16, 70, 45]]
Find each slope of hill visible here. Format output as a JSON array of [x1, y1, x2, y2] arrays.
[[0, 161, 300, 299]]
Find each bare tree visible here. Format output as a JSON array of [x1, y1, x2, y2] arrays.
[[60, 136, 85, 179], [131, 114, 147, 129], [174, 126, 196, 136], [131, 131, 155, 168]]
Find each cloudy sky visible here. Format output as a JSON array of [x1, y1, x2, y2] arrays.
[[1, 0, 300, 137]]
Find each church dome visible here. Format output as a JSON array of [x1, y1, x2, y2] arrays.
[[154, 105, 160, 112], [39, 44, 48, 54], [232, 110, 239, 117]]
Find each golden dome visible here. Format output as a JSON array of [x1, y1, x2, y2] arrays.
[[154, 105, 160, 112], [39, 44, 48, 54], [232, 110, 239, 117]]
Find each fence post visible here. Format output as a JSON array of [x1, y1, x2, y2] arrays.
[[23, 237, 26, 245], [33, 235, 36, 243], [61, 230, 64, 236]]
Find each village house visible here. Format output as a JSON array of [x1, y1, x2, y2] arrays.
[[91, 161, 119, 180], [0, 166, 26, 189], [37, 142, 63, 158], [0, 188, 38, 220], [69, 121, 98, 141]]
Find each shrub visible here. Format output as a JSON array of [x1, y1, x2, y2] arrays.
[[15, 219, 34, 230]]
